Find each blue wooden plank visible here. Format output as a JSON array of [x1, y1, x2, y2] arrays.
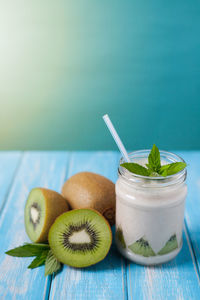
[[127, 229, 200, 300], [127, 151, 200, 300], [0, 151, 69, 300], [1, 150, 200, 300], [0, 151, 22, 211], [49, 151, 128, 300], [178, 151, 200, 275]]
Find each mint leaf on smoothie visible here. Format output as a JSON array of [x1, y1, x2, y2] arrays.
[[147, 144, 161, 173], [160, 162, 186, 177], [120, 144, 187, 177], [120, 163, 149, 176]]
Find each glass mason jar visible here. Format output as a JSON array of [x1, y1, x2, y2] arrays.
[[115, 150, 187, 265]]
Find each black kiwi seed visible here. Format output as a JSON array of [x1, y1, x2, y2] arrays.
[[61, 221, 100, 253], [169, 234, 176, 242], [135, 238, 150, 247], [29, 202, 41, 230]]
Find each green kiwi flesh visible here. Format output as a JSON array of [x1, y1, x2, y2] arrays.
[[48, 209, 112, 268], [128, 238, 156, 257], [116, 227, 126, 248], [25, 189, 45, 242], [158, 234, 178, 255], [24, 188, 69, 242]]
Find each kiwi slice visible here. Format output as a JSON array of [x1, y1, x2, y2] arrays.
[[116, 227, 126, 248], [128, 237, 156, 257], [24, 188, 69, 243], [158, 234, 178, 255], [48, 209, 112, 268], [61, 172, 116, 225]]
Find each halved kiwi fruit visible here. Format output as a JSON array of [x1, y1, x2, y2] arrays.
[[158, 234, 178, 255], [48, 209, 112, 268], [61, 172, 116, 225], [128, 237, 156, 257], [24, 188, 69, 243]]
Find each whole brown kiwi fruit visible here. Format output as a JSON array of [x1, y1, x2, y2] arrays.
[[61, 172, 116, 225], [24, 188, 69, 242]]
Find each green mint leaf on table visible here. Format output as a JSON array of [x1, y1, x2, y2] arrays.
[[28, 250, 49, 269], [45, 250, 62, 276], [5, 243, 62, 276], [147, 144, 161, 173], [121, 144, 186, 177], [5, 243, 50, 257], [120, 163, 149, 176], [160, 162, 187, 177]]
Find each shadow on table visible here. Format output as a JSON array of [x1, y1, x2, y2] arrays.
[[75, 244, 124, 273]]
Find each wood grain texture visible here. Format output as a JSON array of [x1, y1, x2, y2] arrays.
[[0, 152, 22, 211], [127, 151, 200, 300], [178, 152, 200, 277], [127, 229, 200, 300], [0, 151, 200, 300], [0, 152, 69, 300], [49, 151, 128, 300]]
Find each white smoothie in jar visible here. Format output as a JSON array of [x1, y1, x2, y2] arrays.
[[115, 150, 187, 265]]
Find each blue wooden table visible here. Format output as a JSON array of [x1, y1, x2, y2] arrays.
[[0, 151, 200, 300]]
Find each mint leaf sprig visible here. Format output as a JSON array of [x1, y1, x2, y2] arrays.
[[121, 163, 150, 176], [5, 243, 50, 257], [146, 144, 161, 174], [5, 243, 62, 276], [121, 144, 186, 177]]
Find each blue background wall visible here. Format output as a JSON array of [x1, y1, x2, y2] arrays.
[[0, 1, 199, 151]]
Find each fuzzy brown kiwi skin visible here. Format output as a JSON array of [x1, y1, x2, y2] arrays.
[[48, 208, 113, 268], [31, 188, 69, 243], [61, 172, 116, 225]]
